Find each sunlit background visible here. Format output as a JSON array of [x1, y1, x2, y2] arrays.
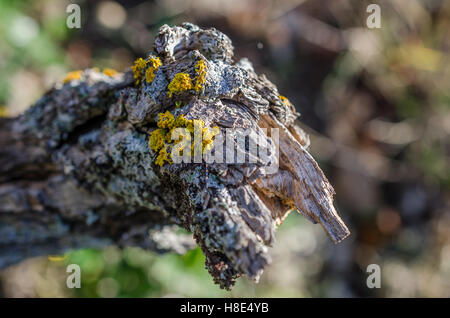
[[0, 0, 449, 297]]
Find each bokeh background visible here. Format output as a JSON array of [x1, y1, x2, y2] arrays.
[[0, 0, 449, 297]]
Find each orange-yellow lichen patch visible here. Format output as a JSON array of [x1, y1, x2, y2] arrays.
[[145, 57, 162, 84], [103, 68, 118, 77], [131, 57, 147, 85], [149, 128, 166, 152], [166, 60, 207, 98], [194, 60, 207, 92], [149, 111, 220, 166], [132, 56, 162, 85], [167, 73, 193, 98], [155, 146, 173, 166], [48, 255, 68, 262], [174, 114, 189, 127], [202, 126, 220, 152], [157, 111, 175, 129], [279, 95, 292, 106], [0, 105, 8, 118], [63, 70, 83, 84]]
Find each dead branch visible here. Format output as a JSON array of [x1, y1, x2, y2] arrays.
[[0, 23, 349, 289]]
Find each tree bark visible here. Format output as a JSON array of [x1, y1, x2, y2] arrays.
[[0, 23, 349, 289]]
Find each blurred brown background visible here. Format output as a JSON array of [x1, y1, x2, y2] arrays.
[[0, 0, 449, 297]]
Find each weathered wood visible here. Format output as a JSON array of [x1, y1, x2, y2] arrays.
[[0, 23, 349, 289]]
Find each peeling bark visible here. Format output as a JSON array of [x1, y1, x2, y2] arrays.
[[0, 23, 349, 289]]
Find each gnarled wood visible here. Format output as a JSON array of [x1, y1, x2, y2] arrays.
[[0, 23, 349, 289]]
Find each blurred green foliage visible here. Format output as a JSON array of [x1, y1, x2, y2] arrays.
[[58, 212, 308, 298], [66, 247, 231, 297], [0, 0, 69, 107]]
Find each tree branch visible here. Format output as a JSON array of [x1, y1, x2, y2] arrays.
[[0, 23, 349, 289]]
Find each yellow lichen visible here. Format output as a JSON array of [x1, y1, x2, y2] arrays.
[[48, 255, 67, 262], [174, 114, 189, 127], [166, 60, 207, 98], [155, 146, 172, 166], [194, 59, 207, 92], [63, 70, 83, 84], [132, 56, 163, 85], [149, 111, 220, 167], [149, 129, 166, 152], [279, 95, 291, 106], [157, 111, 175, 129], [103, 68, 118, 77], [145, 57, 162, 84], [131, 57, 147, 85], [202, 126, 220, 152], [0, 105, 8, 118], [167, 72, 193, 98]]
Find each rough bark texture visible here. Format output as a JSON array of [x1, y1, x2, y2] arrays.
[[0, 23, 349, 289]]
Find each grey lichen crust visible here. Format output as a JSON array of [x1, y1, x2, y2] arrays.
[[4, 23, 349, 289]]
